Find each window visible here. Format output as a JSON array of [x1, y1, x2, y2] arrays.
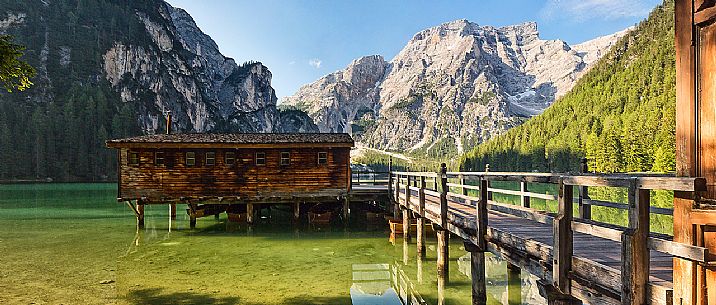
[[318, 152, 328, 165], [206, 152, 215, 166], [155, 151, 165, 166], [225, 151, 236, 165], [186, 152, 196, 166], [255, 152, 266, 166], [280, 152, 290, 166], [129, 151, 139, 165]]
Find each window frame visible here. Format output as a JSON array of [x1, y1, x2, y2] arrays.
[[155, 151, 165, 166], [280, 151, 290, 166], [129, 151, 139, 166], [186, 151, 196, 167], [225, 151, 236, 166], [255, 152, 266, 166], [317, 152, 328, 165], [205, 151, 216, 166]]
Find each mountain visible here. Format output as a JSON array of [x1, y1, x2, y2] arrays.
[[460, 0, 675, 173], [282, 20, 629, 156], [0, 0, 315, 181]]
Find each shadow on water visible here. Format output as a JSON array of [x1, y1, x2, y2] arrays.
[[126, 288, 241, 305], [126, 288, 354, 305]]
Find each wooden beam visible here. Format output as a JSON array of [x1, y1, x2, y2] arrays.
[[440, 163, 448, 228], [402, 208, 411, 242], [417, 176, 426, 258], [477, 178, 488, 251], [464, 241, 487, 305], [520, 181, 530, 208], [436, 229, 449, 283], [621, 180, 650, 305], [553, 177, 573, 294]]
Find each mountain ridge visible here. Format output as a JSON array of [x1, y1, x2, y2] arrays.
[[283, 19, 629, 156]]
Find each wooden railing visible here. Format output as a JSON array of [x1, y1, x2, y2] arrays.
[[351, 171, 390, 186], [389, 169, 713, 305]]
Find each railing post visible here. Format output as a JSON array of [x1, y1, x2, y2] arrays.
[[621, 178, 650, 305], [553, 177, 573, 295], [388, 157, 393, 195], [440, 164, 448, 228], [485, 164, 492, 201], [579, 158, 591, 219], [459, 173, 467, 196], [477, 177, 488, 251], [520, 181, 530, 208], [394, 174, 401, 219]]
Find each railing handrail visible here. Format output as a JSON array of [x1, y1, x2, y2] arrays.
[[392, 171, 706, 192]]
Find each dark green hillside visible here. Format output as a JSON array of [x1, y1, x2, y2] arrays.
[[460, 0, 676, 173], [0, 0, 161, 181]]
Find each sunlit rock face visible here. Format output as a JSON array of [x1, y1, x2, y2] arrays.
[[284, 20, 628, 153], [101, 2, 315, 134]]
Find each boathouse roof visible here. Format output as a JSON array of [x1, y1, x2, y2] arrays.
[[106, 133, 354, 148]]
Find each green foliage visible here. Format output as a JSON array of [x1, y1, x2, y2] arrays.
[[0, 35, 36, 92], [460, 0, 676, 174]]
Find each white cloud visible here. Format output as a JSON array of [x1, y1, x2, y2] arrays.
[[540, 0, 654, 22], [308, 58, 322, 69]]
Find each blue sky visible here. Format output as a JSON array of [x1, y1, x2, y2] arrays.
[[164, 0, 662, 100]]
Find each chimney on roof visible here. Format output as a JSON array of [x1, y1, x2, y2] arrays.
[[165, 110, 172, 135]]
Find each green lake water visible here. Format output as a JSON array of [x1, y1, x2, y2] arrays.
[[0, 183, 545, 305]]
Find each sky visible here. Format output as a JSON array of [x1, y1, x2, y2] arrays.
[[164, 0, 663, 101]]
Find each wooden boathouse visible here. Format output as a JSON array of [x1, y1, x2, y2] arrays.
[[107, 132, 357, 227]]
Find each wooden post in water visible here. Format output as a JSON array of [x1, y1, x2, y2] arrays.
[[621, 179, 650, 305], [137, 201, 145, 229], [465, 241, 487, 305], [578, 158, 591, 220], [402, 208, 411, 242], [246, 203, 255, 224], [436, 163, 449, 282], [169, 203, 176, 220], [343, 197, 350, 222], [417, 175, 426, 257], [293, 202, 301, 222], [553, 177, 574, 298], [507, 262, 521, 305], [188, 202, 197, 229]]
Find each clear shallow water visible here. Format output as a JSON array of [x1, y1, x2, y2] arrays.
[[0, 184, 545, 305]]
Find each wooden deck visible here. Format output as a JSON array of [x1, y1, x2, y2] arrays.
[[390, 170, 714, 305]]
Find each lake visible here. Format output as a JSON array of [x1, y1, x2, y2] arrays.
[[0, 183, 546, 305]]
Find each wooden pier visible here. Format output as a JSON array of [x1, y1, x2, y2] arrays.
[[388, 164, 715, 305]]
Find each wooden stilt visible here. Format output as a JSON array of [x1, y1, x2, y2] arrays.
[[137, 202, 145, 229], [293, 202, 300, 222], [416, 253, 424, 283], [403, 238, 409, 265], [247, 203, 254, 224], [537, 280, 581, 305], [169, 203, 176, 220], [343, 197, 350, 222], [416, 217, 425, 257], [507, 262, 521, 305], [188, 203, 197, 229], [437, 265, 447, 305], [402, 208, 411, 242], [436, 229, 449, 282], [465, 241, 487, 305]]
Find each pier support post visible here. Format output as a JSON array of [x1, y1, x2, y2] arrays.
[[465, 241, 487, 305], [436, 229, 449, 282], [578, 158, 591, 220], [187, 203, 197, 229], [507, 262, 521, 305], [246, 203, 255, 224], [169, 203, 176, 220], [293, 202, 301, 222], [343, 197, 350, 222], [553, 178, 573, 295], [417, 176, 426, 257], [137, 202, 145, 229], [402, 208, 411, 242]]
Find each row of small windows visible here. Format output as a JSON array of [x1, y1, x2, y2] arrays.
[[128, 151, 328, 167]]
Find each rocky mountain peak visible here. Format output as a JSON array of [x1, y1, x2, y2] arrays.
[[284, 19, 630, 154]]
